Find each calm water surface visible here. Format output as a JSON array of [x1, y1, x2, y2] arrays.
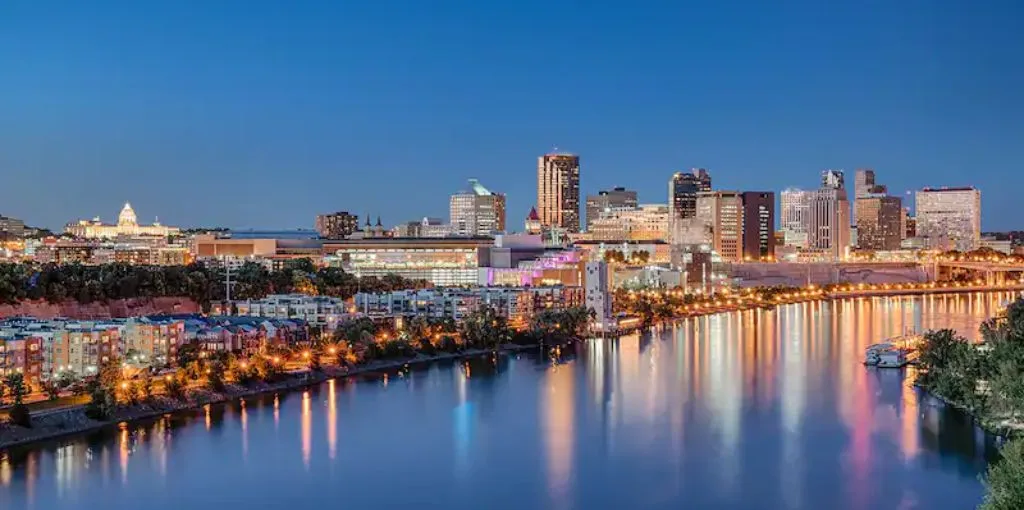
[[1, 292, 1015, 510]]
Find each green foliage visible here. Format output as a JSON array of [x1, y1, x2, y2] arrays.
[[0, 261, 426, 307], [165, 374, 186, 401], [460, 307, 513, 351], [915, 329, 988, 410], [205, 360, 226, 392], [41, 380, 62, 401], [139, 371, 154, 401], [3, 373, 27, 405], [981, 439, 1024, 510], [84, 379, 117, 420], [523, 307, 590, 345]]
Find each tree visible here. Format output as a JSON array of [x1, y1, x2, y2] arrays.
[[205, 360, 226, 392], [41, 380, 62, 401], [165, 373, 186, 401], [981, 439, 1024, 510], [3, 373, 27, 405], [460, 307, 512, 351], [139, 371, 154, 401]]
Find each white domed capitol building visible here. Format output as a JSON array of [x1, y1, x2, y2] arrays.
[[65, 202, 180, 239]]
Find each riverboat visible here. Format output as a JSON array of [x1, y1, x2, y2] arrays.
[[864, 333, 922, 367]]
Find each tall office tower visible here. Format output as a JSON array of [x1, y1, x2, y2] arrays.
[[537, 153, 581, 232], [855, 195, 903, 250], [696, 191, 743, 262], [853, 169, 888, 199], [821, 169, 845, 190], [741, 191, 775, 260], [780, 188, 813, 248], [809, 171, 850, 259], [668, 169, 712, 225], [852, 169, 896, 249], [915, 187, 982, 251], [854, 169, 875, 199], [315, 211, 359, 239], [449, 179, 506, 236], [585, 187, 638, 230]]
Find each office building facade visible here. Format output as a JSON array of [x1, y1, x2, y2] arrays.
[[740, 191, 775, 260], [855, 195, 903, 251], [315, 211, 359, 239], [537, 153, 581, 232], [915, 187, 981, 251], [808, 171, 850, 259], [696, 191, 743, 262], [585, 187, 638, 230], [450, 179, 506, 236]]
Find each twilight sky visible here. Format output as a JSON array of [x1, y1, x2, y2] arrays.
[[1, 1, 1022, 231]]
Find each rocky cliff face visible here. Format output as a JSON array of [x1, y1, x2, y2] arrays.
[[0, 297, 201, 319]]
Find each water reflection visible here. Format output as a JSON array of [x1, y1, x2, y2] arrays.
[[0, 292, 1015, 510], [542, 356, 575, 509]]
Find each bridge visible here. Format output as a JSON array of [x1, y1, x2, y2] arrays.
[[933, 260, 1024, 286]]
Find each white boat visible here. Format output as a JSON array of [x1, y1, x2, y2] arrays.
[[865, 332, 922, 367], [864, 343, 892, 365], [877, 347, 915, 368]]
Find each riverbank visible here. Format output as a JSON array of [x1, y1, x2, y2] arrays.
[[0, 344, 542, 450], [642, 283, 1024, 323]]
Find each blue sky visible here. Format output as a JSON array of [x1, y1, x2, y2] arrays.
[[1, 1, 1022, 230]]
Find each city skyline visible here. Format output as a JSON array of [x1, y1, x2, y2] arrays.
[[2, 2, 1022, 230]]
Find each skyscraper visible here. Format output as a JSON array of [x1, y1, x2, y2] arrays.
[[915, 187, 981, 251], [853, 169, 900, 250], [780, 188, 813, 248], [853, 169, 887, 199], [537, 153, 581, 232], [809, 170, 850, 259], [740, 191, 775, 260], [585, 187, 638, 230], [696, 191, 743, 262], [855, 195, 903, 251], [668, 169, 712, 224], [450, 179, 506, 236]]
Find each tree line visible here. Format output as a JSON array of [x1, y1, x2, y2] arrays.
[[0, 259, 428, 307], [915, 299, 1024, 509]]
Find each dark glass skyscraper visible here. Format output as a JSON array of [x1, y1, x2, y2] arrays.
[[668, 168, 711, 223]]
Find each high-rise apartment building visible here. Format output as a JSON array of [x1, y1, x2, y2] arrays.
[[780, 189, 813, 248], [809, 171, 850, 259], [696, 191, 743, 262], [740, 192, 775, 260], [915, 187, 981, 251], [450, 179, 506, 236], [668, 169, 712, 224], [855, 195, 903, 251], [315, 211, 359, 239], [585, 187, 638, 230], [537, 153, 581, 232]]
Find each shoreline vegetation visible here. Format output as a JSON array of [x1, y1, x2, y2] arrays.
[[914, 299, 1024, 509], [0, 307, 590, 450]]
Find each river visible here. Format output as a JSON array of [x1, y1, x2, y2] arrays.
[[0, 292, 1015, 510]]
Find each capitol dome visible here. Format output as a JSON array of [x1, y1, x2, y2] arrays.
[[118, 202, 138, 226]]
